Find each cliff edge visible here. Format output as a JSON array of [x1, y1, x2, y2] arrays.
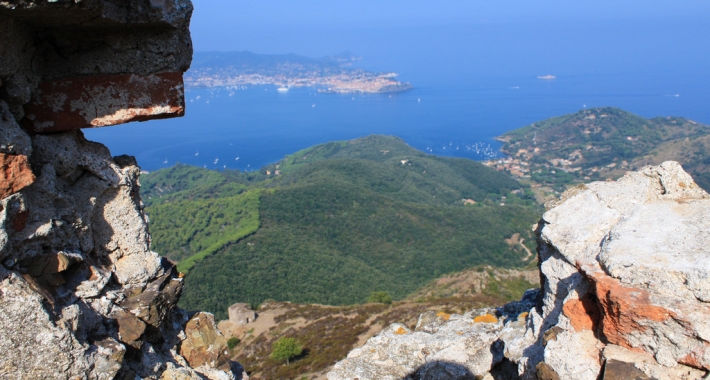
[[1, 1, 245, 379], [328, 161, 710, 380]]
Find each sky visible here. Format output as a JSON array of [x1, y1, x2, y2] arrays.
[[87, 0, 710, 169], [190, 0, 710, 54]]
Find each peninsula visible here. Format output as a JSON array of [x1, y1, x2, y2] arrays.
[[185, 50, 412, 94]]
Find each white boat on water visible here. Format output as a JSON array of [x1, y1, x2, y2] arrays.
[[277, 87, 289, 92]]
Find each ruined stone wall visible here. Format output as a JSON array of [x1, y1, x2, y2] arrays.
[[0, 1, 245, 379], [0, 0, 191, 133]]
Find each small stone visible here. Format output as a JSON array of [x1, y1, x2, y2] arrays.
[[601, 360, 653, 380], [535, 362, 561, 380], [113, 309, 146, 349], [542, 326, 563, 347]]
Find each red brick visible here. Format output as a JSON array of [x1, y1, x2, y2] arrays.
[[0, 153, 34, 199], [23, 72, 185, 133]]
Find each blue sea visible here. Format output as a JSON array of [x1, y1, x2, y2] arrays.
[[86, 20, 710, 172]]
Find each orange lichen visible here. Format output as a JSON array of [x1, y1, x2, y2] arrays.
[[518, 312, 529, 321], [562, 294, 600, 332], [473, 314, 498, 323], [578, 262, 676, 349], [435, 311, 451, 321], [394, 327, 408, 335], [679, 350, 710, 371]]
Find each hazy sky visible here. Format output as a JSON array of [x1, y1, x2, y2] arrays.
[[190, 1, 710, 54]]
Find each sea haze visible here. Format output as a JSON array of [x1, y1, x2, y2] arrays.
[[86, 18, 710, 172]]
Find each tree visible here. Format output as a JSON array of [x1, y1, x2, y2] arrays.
[[271, 337, 302, 365], [368, 291, 393, 305]]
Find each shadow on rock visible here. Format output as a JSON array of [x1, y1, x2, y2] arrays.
[[403, 358, 520, 380]]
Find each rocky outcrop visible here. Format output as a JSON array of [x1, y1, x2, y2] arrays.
[[329, 161, 710, 380], [0, 128, 245, 379], [180, 312, 234, 371], [0, 1, 245, 379], [329, 290, 538, 380]]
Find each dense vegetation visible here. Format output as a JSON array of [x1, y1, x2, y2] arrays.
[[148, 190, 261, 273], [499, 107, 710, 190], [141, 135, 541, 319]]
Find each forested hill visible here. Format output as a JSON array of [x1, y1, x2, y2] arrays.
[[140, 135, 542, 319], [494, 107, 710, 190]]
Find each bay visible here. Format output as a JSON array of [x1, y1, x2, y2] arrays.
[[85, 20, 710, 172]]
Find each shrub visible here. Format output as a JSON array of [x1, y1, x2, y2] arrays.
[[368, 291, 393, 305], [227, 337, 241, 349]]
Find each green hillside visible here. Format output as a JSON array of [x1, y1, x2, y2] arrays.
[[140, 135, 541, 319], [495, 107, 710, 191]]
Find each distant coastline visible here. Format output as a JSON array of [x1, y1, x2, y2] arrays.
[[185, 51, 413, 94]]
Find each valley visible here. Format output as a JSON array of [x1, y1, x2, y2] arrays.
[[141, 135, 541, 317]]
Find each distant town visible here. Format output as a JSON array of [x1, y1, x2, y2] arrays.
[[185, 51, 412, 94]]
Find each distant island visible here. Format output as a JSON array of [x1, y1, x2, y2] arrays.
[[185, 51, 413, 94]]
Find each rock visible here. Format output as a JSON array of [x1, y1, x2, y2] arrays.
[[0, 267, 90, 378], [217, 320, 244, 339], [113, 308, 147, 349], [161, 366, 202, 380], [27, 251, 83, 277], [528, 161, 710, 379], [93, 338, 127, 380], [535, 362, 561, 380], [328, 293, 538, 380], [601, 360, 654, 380], [602, 344, 707, 380], [0, 99, 32, 155], [180, 312, 232, 371], [121, 269, 183, 328]]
